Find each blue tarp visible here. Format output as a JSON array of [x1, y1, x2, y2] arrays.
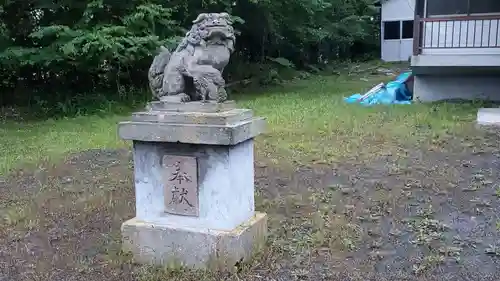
[[344, 71, 413, 106]]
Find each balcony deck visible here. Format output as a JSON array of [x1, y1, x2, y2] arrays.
[[412, 14, 500, 72]]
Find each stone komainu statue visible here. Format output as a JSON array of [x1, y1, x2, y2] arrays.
[[148, 13, 236, 103]]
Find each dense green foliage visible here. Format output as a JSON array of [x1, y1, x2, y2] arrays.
[[0, 0, 379, 114]]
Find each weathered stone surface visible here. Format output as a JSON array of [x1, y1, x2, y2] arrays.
[[119, 102, 265, 145], [148, 13, 236, 102], [118, 89, 268, 271], [121, 212, 267, 271], [147, 100, 237, 113], [132, 140, 256, 231], [162, 155, 199, 217], [118, 117, 265, 145], [477, 108, 500, 126], [132, 109, 253, 125]]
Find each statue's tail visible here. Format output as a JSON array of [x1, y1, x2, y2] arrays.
[[148, 46, 171, 99]]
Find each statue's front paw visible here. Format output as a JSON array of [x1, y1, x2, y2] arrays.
[[216, 88, 228, 103]]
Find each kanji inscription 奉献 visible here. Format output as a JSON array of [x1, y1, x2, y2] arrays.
[[162, 155, 199, 216]]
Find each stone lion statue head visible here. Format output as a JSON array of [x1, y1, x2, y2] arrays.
[[176, 12, 236, 53]]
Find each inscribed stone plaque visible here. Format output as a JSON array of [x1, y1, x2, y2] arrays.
[[162, 155, 199, 217]]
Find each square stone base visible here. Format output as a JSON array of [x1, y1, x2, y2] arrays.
[[477, 108, 500, 126], [121, 212, 267, 271]]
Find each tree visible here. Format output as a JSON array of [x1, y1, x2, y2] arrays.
[[0, 0, 378, 110]]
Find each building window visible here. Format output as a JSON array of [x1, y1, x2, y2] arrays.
[[383, 21, 400, 40], [383, 21, 413, 40], [402, 20, 414, 39], [470, 0, 500, 14], [427, 0, 468, 16], [427, 0, 500, 16]]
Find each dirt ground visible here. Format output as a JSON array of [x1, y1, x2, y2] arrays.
[[2, 126, 500, 280]]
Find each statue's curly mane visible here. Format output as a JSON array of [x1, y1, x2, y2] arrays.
[[174, 13, 234, 54], [175, 25, 203, 53]]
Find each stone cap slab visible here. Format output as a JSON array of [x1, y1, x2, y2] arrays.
[[131, 108, 253, 125], [147, 100, 237, 113], [118, 103, 266, 145], [118, 118, 265, 145]]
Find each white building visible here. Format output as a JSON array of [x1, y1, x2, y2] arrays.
[[380, 0, 416, 62], [380, 0, 500, 101]]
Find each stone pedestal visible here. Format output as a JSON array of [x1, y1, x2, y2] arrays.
[[477, 108, 500, 126], [117, 101, 267, 270]]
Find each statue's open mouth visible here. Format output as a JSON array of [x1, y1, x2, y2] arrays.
[[207, 27, 231, 38]]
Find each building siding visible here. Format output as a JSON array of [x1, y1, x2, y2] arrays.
[[382, 0, 416, 21], [414, 74, 500, 101]]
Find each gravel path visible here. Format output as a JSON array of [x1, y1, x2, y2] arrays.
[[1, 128, 500, 280]]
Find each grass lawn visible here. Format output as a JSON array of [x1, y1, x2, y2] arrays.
[[0, 70, 480, 174], [1, 69, 499, 280]]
